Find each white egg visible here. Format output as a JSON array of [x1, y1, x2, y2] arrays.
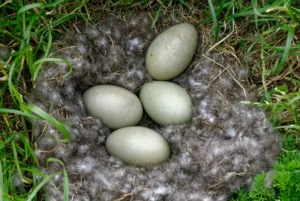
[[83, 85, 143, 129], [106, 126, 170, 166], [139, 81, 193, 125], [146, 23, 198, 80]]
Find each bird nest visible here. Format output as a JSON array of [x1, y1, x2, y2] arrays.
[[28, 11, 281, 201]]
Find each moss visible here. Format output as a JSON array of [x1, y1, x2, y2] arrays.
[[231, 134, 300, 201]]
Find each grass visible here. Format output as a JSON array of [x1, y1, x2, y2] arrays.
[[0, 0, 299, 200], [0, 1, 87, 200], [230, 134, 300, 201], [203, 0, 300, 200]]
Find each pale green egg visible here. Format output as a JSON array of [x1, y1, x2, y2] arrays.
[[139, 81, 193, 125], [106, 126, 170, 166], [83, 85, 143, 130], [146, 23, 198, 80]]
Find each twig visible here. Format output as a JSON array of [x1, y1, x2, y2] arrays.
[[202, 54, 249, 100]]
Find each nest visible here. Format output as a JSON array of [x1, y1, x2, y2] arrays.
[[28, 11, 281, 201]]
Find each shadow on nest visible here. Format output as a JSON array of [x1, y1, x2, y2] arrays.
[[27, 11, 281, 201]]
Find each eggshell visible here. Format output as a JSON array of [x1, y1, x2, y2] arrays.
[[146, 23, 198, 80], [83, 85, 143, 130], [106, 126, 170, 166], [139, 81, 193, 125]]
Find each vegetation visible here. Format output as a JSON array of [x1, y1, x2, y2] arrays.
[[0, 0, 299, 200], [0, 1, 87, 200], [206, 0, 300, 200]]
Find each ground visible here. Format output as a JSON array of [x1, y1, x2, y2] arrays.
[[0, 1, 299, 201]]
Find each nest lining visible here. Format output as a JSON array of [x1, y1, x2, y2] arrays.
[[28, 12, 281, 201]]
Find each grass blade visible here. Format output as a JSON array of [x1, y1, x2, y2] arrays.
[[272, 25, 295, 74], [151, 1, 165, 28], [275, 125, 300, 129], [26, 172, 60, 201], [43, 0, 64, 8], [8, 54, 25, 106], [207, 0, 218, 42], [46, 158, 69, 201], [0, 162, 4, 201], [17, 3, 41, 15], [24, 105, 70, 143], [32, 58, 72, 81], [179, 0, 192, 9], [11, 141, 24, 183], [0, 108, 41, 120]]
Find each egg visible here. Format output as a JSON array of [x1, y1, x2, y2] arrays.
[[106, 126, 170, 166], [139, 81, 193, 125], [83, 85, 143, 130], [145, 23, 198, 80]]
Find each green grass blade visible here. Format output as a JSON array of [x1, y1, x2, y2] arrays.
[[20, 168, 46, 178], [43, 0, 64, 8], [8, 54, 24, 106], [24, 15, 39, 75], [286, 95, 300, 105], [179, 0, 192, 9], [275, 125, 300, 129], [26, 172, 60, 201], [36, 13, 86, 36], [0, 108, 41, 120], [151, 1, 165, 28], [286, 77, 300, 85], [46, 158, 69, 201], [252, 0, 261, 29], [0, 1, 12, 9], [24, 105, 70, 143], [0, 162, 3, 201], [2, 132, 17, 146], [0, 27, 21, 41], [18, 133, 35, 161], [128, 0, 148, 8], [17, 3, 42, 15], [30, 29, 52, 79], [43, 30, 52, 61], [227, 4, 279, 21], [272, 25, 295, 74], [32, 58, 72, 81], [11, 141, 23, 183], [207, 0, 218, 42], [292, 106, 299, 125]]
